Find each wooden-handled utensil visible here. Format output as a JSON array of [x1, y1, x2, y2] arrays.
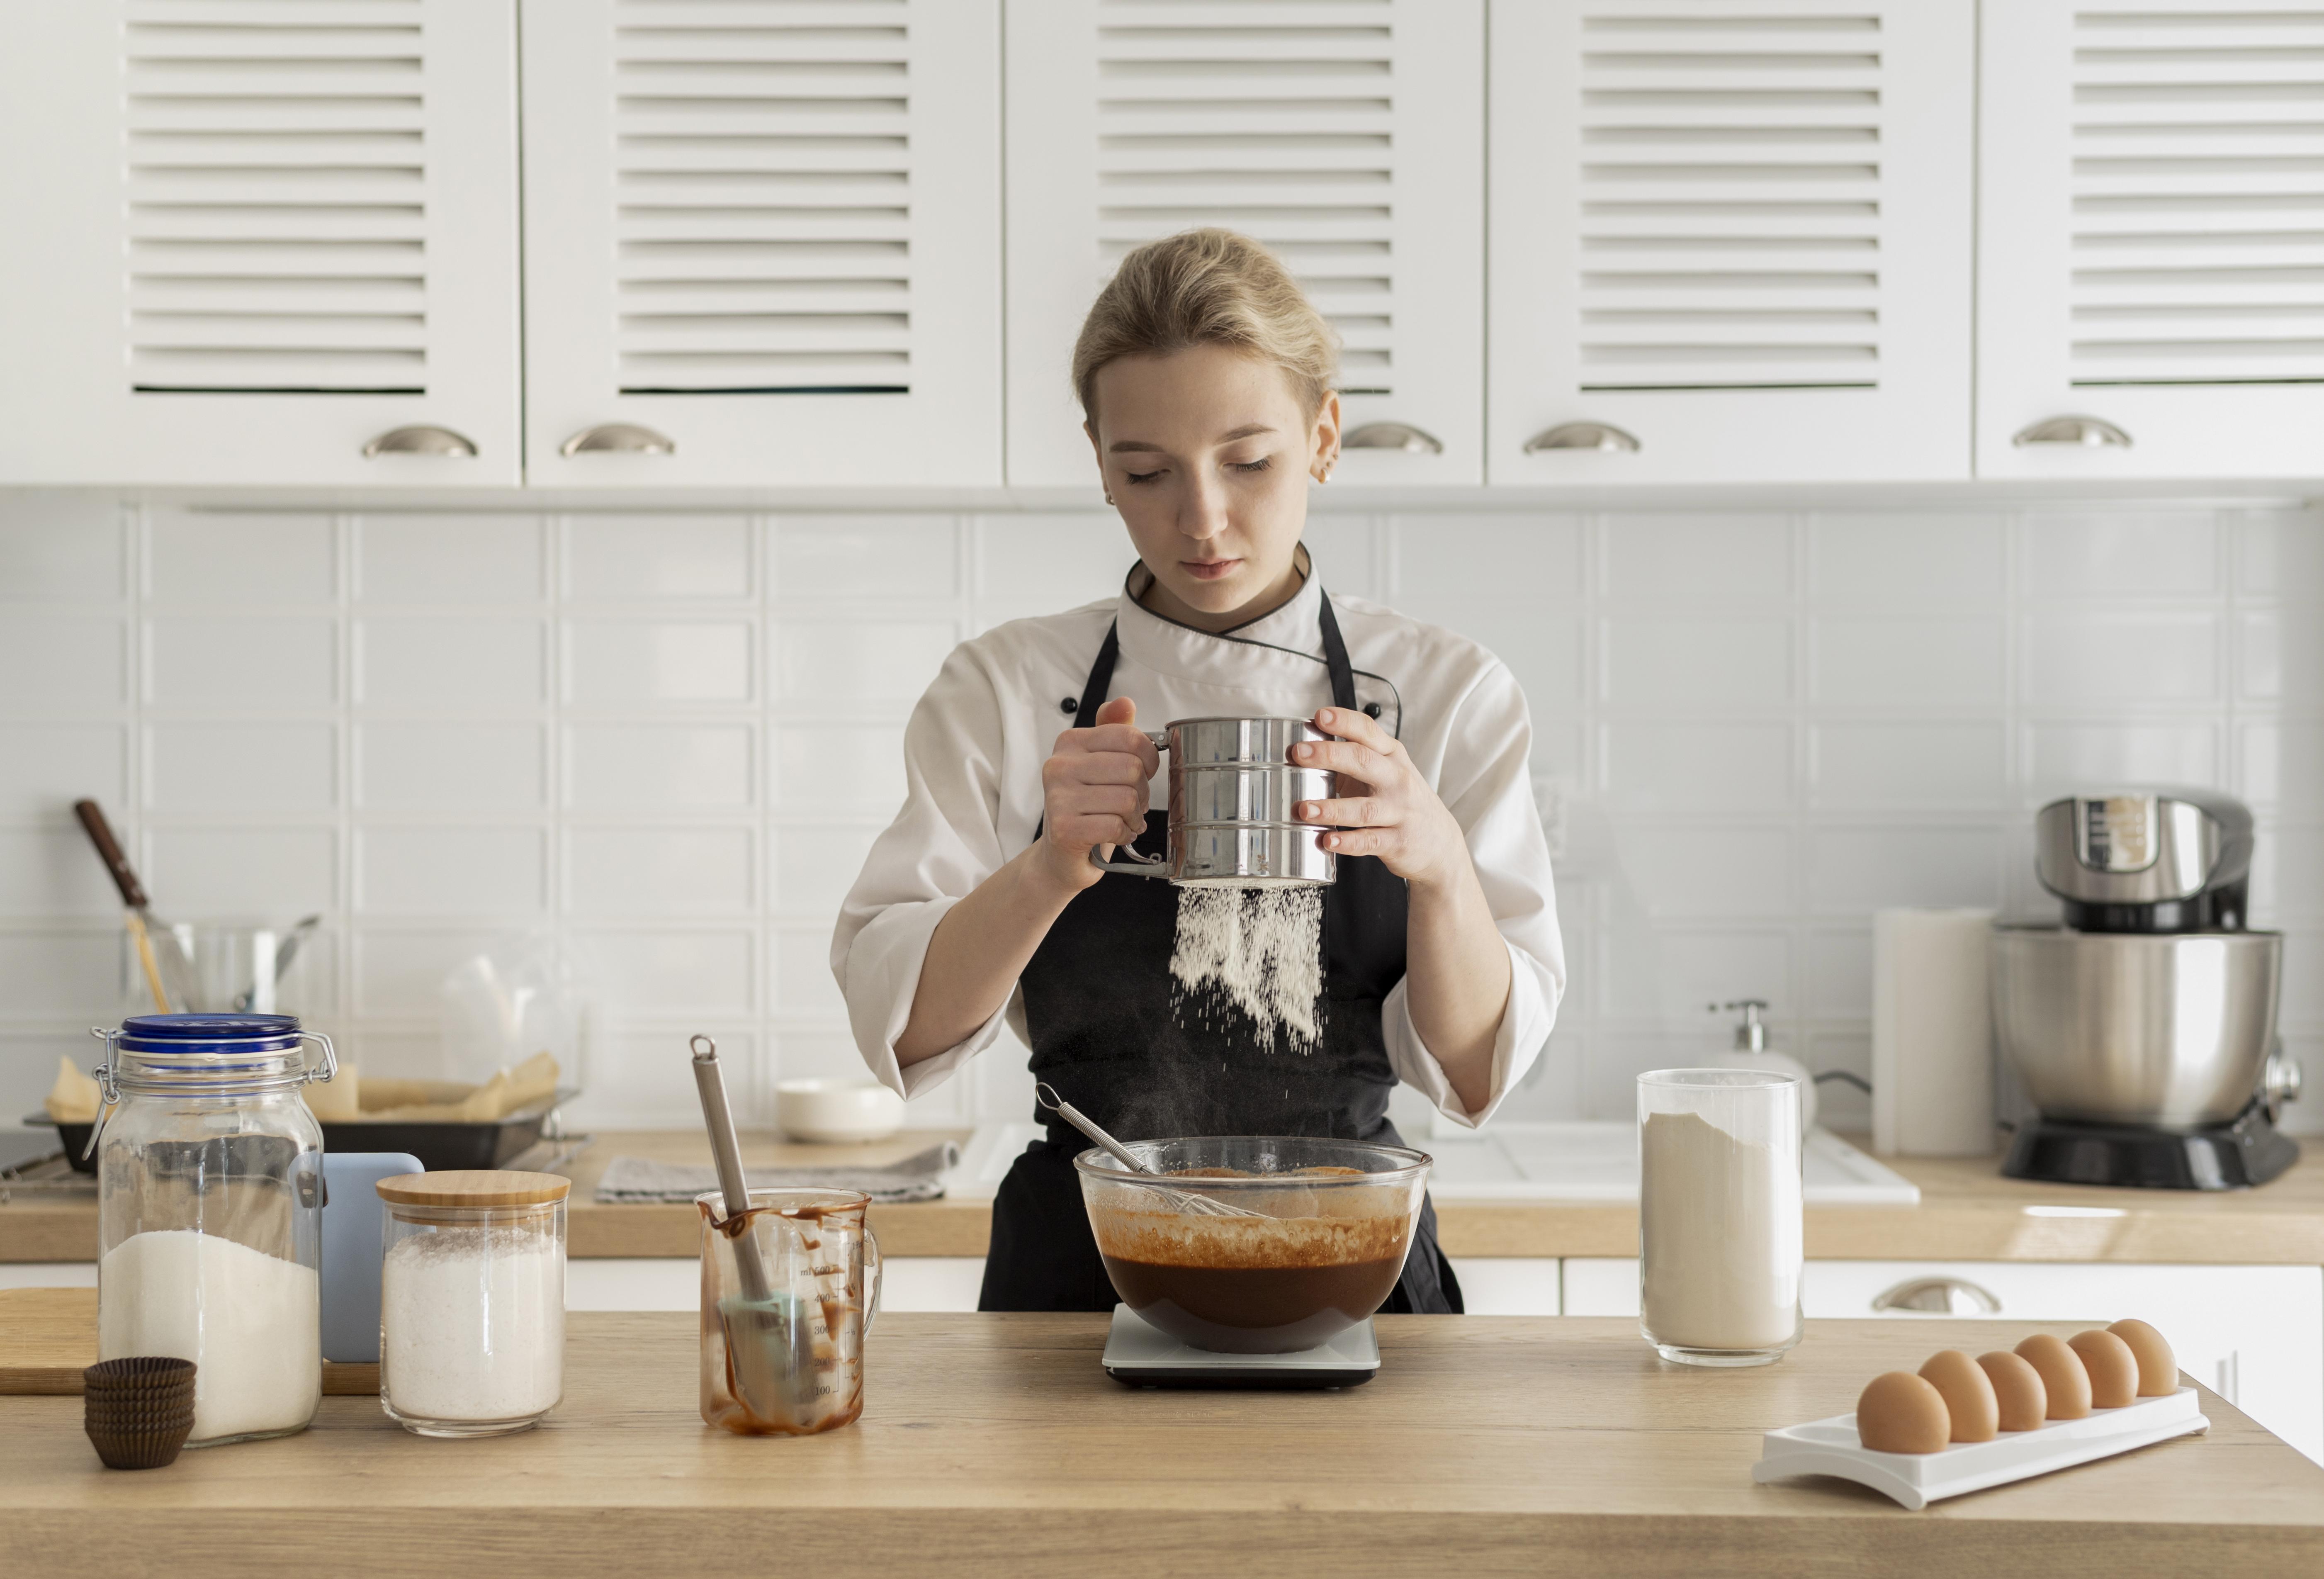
[[72, 800, 187, 1014]]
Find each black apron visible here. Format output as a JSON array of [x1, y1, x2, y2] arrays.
[[977, 591, 1462, 1316]]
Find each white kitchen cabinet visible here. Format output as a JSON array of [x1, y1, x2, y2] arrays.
[[1976, 1, 2324, 480], [0, 0, 522, 487], [1565, 1256, 2324, 1465], [520, 0, 1003, 487], [1486, 0, 1974, 484], [1004, 0, 1484, 486]]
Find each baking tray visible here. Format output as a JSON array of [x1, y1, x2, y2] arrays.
[[24, 1088, 580, 1175]]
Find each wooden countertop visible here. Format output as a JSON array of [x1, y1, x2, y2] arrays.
[[10, 1128, 2324, 1265], [3, 1313, 2318, 1576]]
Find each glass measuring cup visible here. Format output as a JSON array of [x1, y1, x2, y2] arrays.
[[695, 1187, 881, 1435]]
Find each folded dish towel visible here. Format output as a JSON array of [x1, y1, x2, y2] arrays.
[[593, 1141, 960, 1206]]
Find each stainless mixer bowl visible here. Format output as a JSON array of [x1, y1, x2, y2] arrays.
[[1990, 927, 2281, 1126]]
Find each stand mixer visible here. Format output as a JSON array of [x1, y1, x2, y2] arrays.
[[1993, 790, 2301, 1189]]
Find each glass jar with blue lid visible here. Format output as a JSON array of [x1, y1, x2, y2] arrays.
[[90, 1013, 337, 1446]]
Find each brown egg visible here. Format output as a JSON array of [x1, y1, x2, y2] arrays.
[[2108, 1318, 2179, 1397], [1978, 1350, 2049, 1432], [1918, 1349, 2000, 1442], [1856, 1371, 1952, 1454], [2068, 1329, 2141, 1408], [2016, 1333, 2093, 1418]]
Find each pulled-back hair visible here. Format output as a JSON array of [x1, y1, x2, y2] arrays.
[[1072, 228, 1339, 421]]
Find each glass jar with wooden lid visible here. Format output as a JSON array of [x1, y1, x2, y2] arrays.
[[376, 1170, 569, 1437]]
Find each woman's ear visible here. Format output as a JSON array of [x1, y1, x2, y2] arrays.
[[1310, 390, 1343, 482]]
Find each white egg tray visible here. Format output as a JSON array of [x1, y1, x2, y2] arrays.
[[1753, 1387, 2208, 1510]]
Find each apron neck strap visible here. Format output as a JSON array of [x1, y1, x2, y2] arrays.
[[1075, 586, 1358, 727]]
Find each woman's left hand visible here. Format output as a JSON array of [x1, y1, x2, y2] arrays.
[[1291, 707, 1470, 890]]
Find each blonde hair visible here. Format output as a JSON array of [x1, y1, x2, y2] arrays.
[[1072, 228, 1338, 421]]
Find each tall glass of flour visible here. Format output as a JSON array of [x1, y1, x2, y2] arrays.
[[93, 1014, 335, 1445], [1636, 1068, 1803, 1367]]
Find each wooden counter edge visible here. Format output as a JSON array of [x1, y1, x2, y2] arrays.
[[5, 1505, 2321, 1577]]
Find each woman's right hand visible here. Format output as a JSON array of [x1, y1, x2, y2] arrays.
[[1033, 696, 1159, 895]]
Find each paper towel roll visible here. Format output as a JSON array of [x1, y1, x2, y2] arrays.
[[1872, 908, 1998, 1157]]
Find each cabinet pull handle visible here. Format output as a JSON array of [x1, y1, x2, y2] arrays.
[[561, 423, 676, 457], [1525, 421, 1640, 454], [362, 425, 477, 458], [2012, 415, 2131, 449], [1342, 421, 1444, 455], [1871, 1277, 2001, 1316]]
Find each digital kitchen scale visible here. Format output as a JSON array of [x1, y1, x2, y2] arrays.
[[1101, 1305, 1379, 1389]]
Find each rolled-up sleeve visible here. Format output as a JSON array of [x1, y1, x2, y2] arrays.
[[1381, 660, 1565, 1128], [831, 647, 1019, 1100]]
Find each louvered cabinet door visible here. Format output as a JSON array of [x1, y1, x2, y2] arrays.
[[1488, 0, 1973, 484], [521, 0, 1002, 487], [1979, 0, 2324, 480], [1005, 0, 1485, 486], [0, 0, 521, 486]]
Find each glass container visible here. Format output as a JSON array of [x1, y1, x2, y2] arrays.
[[1637, 1068, 1804, 1367], [378, 1170, 569, 1438], [92, 1013, 335, 1445], [1073, 1135, 1429, 1354], [698, 1187, 881, 1436]]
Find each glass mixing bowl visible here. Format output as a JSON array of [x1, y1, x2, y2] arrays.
[[1073, 1136, 1431, 1354]]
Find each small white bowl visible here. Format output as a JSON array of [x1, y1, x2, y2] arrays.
[[775, 1079, 905, 1144]]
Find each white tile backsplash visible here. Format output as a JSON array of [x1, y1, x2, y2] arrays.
[[780, 516, 959, 601], [0, 618, 127, 714], [1, 499, 2317, 1132], [358, 616, 545, 708], [357, 721, 545, 811], [566, 619, 753, 705], [356, 825, 545, 915], [566, 722, 756, 810], [2023, 721, 2219, 793], [1810, 618, 2006, 707], [1812, 721, 2007, 810], [2021, 613, 2220, 706], [1603, 514, 1790, 603], [2022, 513, 2218, 600], [1809, 513, 2005, 607], [0, 495, 125, 599], [148, 616, 335, 708], [567, 825, 755, 915], [566, 516, 753, 602], [148, 721, 337, 813], [356, 516, 544, 603], [148, 512, 334, 603], [1604, 722, 1792, 812], [146, 826, 337, 914], [1603, 618, 1791, 708], [775, 619, 960, 706], [0, 724, 127, 820]]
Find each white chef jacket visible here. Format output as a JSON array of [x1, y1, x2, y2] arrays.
[[830, 559, 1565, 1128]]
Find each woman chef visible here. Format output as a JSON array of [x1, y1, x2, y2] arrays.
[[833, 229, 1563, 1314]]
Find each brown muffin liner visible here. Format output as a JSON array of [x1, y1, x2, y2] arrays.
[[83, 1358, 198, 1470]]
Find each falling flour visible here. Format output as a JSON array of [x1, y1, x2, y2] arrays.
[[1169, 885, 1325, 1053]]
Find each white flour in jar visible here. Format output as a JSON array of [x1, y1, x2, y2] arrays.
[[1169, 885, 1324, 1052], [99, 1228, 321, 1442], [1639, 1111, 1802, 1351], [382, 1226, 564, 1423]]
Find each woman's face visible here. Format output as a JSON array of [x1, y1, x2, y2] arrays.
[[1087, 343, 1341, 630]]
